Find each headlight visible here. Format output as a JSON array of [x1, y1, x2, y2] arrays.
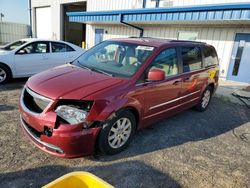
[[55, 105, 88, 125]]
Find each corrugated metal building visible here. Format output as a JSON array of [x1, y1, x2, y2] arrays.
[[0, 22, 30, 45], [31, 0, 250, 83]]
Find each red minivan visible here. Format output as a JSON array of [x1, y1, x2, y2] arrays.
[[19, 38, 219, 158]]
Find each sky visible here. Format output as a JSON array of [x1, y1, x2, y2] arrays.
[[0, 0, 29, 24]]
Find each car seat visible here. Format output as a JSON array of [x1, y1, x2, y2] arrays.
[[122, 47, 138, 66]]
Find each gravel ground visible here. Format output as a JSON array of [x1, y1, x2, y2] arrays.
[[0, 79, 250, 188]]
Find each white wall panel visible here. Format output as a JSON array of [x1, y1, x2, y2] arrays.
[[86, 24, 139, 48], [35, 7, 51, 39], [172, 0, 250, 6], [31, 0, 87, 40], [32, 0, 86, 7], [145, 26, 250, 79], [87, 0, 143, 11], [86, 24, 94, 48]]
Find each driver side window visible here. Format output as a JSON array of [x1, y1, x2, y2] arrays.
[[149, 48, 178, 78], [17, 42, 49, 54]]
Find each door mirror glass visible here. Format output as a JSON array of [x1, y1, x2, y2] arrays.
[[147, 69, 165, 81]]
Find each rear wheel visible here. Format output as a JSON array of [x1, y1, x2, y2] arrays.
[[0, 64, 11, 84], [98, 110, 136, 155], [195, 86, 212, 112]]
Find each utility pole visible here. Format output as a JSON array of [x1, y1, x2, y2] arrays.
[[28, 0, 32, 37], [0, 13, 4, 22]]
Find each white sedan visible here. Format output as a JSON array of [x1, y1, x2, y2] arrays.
[[0, 38, 85, 84]]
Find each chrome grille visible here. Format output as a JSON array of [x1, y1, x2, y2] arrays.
[[21, 87, 52, 114]]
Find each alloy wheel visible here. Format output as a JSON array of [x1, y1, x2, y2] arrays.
[[201, 89, 211, 108], [0, 68, 7, 83], [108, 117, 132, 149]]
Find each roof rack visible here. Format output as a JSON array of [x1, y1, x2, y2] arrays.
[[129, 36, 206, 44], [129, 36, 155, 39], [170, 39, 206, 44], [128, 36, 172, 41]]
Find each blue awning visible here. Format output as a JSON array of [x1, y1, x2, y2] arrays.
[[67, 3, 250, 24]]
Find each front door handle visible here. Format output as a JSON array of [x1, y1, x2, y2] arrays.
[[193, 75, 200, 79], [183, 77, 190, 82]]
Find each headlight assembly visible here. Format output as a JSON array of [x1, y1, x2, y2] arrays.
[[56, 105, 88, 125]]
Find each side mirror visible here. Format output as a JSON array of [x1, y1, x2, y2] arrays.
[[16, 49, 26, 55], [147, 69, 165, 81]]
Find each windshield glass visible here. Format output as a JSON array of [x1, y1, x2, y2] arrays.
[[72, 41, 155, 78], [2, 40, 28, 51]]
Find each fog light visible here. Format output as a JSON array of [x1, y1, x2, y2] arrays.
[[44, 126, 53, 137]]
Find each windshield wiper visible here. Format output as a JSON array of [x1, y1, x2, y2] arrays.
[[90, 67, 113, 77], [76, 60, 92, 71], [75, 60, 113, 77]]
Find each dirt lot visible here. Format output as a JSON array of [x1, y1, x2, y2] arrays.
[[0, 79, 250, 188]]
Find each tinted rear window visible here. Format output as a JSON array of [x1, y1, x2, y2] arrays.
[[51, 42, 75, 53], [203, 46, 219, 67], [181, 46, 202, 72]]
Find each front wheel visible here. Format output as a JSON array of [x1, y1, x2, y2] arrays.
[[0, 64, 11, 84], [97, 110, 136, 155], [195, 86, 212, 112]]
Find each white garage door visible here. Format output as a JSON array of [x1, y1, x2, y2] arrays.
[[36, 7, 51, 39]]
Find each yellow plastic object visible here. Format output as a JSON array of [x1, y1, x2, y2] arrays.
[[82, 41, 85, 49], [42, 171, 114, 188]]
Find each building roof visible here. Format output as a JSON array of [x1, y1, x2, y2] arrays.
[[67, 3, 250, 24]]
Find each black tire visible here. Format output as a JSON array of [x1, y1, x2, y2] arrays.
[[97, 110, 136, 155], [195, 86, 213, 112], [0, 64, 11, 84]]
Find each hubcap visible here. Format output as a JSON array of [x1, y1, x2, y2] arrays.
[[0, 68, 7, 83], [202, 90, 211, 108], [108, 117, 132, 149]]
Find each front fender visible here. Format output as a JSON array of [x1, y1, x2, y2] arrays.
[[0, 53, 15, 76], [88, 96, 143, 123]]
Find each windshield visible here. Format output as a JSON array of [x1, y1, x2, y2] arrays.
[[1, 40, 28, 51], [72, 41, 155, 78]]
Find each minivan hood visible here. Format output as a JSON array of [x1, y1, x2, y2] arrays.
[[27, 64, 124, 100]]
